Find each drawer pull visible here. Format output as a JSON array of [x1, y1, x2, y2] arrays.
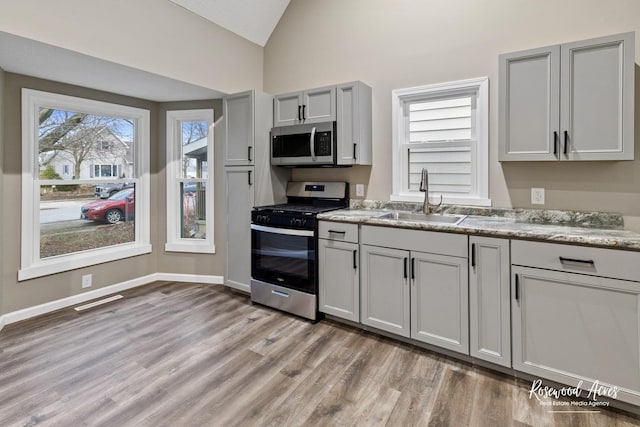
[[328, 230, 346, 235], [559, 256, 595, 267]]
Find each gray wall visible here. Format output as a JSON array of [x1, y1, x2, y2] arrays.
[[0, 73, 224, 314], [0, 0, 264, 94], [264, 0, 640, 230], [156, 100, 226, 277]]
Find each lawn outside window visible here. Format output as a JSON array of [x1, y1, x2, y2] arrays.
[[391, 77, 490, 207], [19, 89, 151, 281]]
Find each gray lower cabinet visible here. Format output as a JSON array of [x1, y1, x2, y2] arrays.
[[318, 238, 359, 322], [512, 240, 640, 406], [318, 222, 359, 321], [411, 251, 468, 353], [360, 244, 410, 337], [224, 166, 254, 292], [469, 236, 511, 367], [360, 225, 469, 354]]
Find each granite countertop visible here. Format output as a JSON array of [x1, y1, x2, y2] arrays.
[[317, 202, 640, 252]]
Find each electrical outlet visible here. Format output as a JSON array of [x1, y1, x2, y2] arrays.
[[531, 188, 545, 205], [82, 274, 92, 289], [355, 184, 365, 197]]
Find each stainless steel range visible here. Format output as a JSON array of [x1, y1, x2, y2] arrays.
[[250, 181, 349, 321]]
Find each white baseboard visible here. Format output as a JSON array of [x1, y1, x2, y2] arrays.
[[0, 273, 224, 331]]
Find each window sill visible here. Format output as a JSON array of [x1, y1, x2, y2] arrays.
[[164, 242, 216, 254], [18, 243, 153, 281], [391, 193, 492, 207]]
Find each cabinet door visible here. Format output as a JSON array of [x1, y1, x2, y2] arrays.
[[318, 239, 359, 321], [224, 166, 254, 292], [361, 245, 410, 337], [469, 237, 511, 367], [224, 91, 254, 166], [499, 45, 560, 161], [411, 251, 469, 354], [303, 86, 336, 123], [512, 266, 640, 406], [561, 32, 634, 160], [336, 82, 372, 166], [274, 92, 303, 127]]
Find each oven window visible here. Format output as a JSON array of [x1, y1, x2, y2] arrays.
[[251, 228, 316, 293]]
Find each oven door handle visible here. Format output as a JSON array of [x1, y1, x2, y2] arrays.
[[251, 224, 315, 237]]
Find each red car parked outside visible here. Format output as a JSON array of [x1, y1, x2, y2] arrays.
[[81, 188, 135, 224]]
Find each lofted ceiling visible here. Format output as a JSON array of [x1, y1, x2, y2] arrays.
[[0, 32, 224, 102], [168, 0, 291, 47]]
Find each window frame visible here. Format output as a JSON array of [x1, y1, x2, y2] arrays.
[[20, 88, 151, 281], [391, 77, 490, 206], [165, 109, 215, 254]]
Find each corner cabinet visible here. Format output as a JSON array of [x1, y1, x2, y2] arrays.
[[360, 225, 469, 354], [223, 90, 289, 292], [318, 222, 360, 322], [469, 236, 511, 368], [499, 32, 635, 161], [511, 240, 640, 406]]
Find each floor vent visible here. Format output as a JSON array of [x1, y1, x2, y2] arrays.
[[74, 295, 123, 312]]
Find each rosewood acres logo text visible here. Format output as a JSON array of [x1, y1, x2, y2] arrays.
[[529, 379, 619, 411]]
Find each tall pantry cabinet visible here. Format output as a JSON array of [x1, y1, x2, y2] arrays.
[[223, 90, 289, 292]]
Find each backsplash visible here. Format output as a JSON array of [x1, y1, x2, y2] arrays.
[[349, 200, 624, 229]]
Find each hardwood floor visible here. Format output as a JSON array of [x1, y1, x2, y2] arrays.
[[1, 281, 639, 427]]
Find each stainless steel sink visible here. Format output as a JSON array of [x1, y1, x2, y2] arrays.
[[382, 211, 467, 225]]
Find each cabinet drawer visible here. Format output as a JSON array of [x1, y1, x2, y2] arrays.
[[319, 221, 358, 243], [512, 240, 640, 282], [361, 225, 467, 258]]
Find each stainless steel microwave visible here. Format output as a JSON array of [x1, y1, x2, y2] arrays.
[[271, 121, 336, 166]]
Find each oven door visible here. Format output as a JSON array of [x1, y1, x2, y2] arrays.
[[251, 224, 316, 294]]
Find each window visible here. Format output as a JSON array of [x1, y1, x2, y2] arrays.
[[92, 164, 122, 178], [165, 109, 214, 253], [20, 89, 151, 281], [391, 77, 490, 206]]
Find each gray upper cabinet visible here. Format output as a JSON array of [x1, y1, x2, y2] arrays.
[[499, 32, 635, 161], [336, 82, 372, 165], [224, 91, 255, 166], [273, 85, 336, 126]]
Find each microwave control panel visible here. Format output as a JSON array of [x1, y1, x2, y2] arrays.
[[315, 131, 332, 156]]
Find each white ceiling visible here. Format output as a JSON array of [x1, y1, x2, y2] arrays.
[[0, 31, 224, 102], [169, 0, 291, 47]]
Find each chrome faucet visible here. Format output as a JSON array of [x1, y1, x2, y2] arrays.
[[419, 168, 443, 214]]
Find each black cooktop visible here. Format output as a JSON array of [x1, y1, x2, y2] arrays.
[[253, 203, 344, 215]]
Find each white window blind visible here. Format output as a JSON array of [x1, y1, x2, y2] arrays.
[[392, 77, 490, 206], [407, 96, 473, 194]]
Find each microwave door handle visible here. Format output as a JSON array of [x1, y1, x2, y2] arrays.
[[310, 127, 316, 161]]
